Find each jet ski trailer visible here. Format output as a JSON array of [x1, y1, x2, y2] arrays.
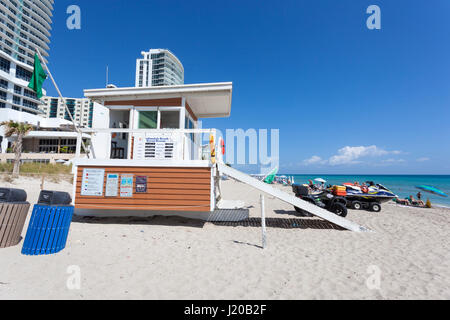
[[343, 184, 397, 212]]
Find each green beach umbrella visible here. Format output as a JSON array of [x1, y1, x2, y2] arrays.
[[263, 167, 278, 184], [415, 185, 448, 198]]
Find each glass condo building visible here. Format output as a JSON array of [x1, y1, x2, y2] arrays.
[[0, 0, 54, 115], [135, 49, 184, 87], [40, 96, 94, 128]]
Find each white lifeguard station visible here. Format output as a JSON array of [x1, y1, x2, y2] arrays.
[[72, 82, 367, 231], [72, 82, 237, 220]]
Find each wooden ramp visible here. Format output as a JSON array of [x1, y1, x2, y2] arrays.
[[217, 164, 369, 232]]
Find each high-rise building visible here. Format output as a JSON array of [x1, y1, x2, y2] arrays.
[[40, 96, 94, 128], [0, 0, 54, 115], [135, 49, 184, 87]]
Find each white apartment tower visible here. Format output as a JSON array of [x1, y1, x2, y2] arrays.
[[0, 0, 54, 115], [40, 96, 94, 128], [135, 49, 184, 87]]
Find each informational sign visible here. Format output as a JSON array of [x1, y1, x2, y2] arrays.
[[133, 134, 145, 160], [120, 174, 133, 197], [80, 168, 105, 196], [105, 173, 119, 197], [133, 132, 178, 160], [135, 176, 147, 193]]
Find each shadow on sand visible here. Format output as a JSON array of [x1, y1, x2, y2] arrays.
[[210, 217, 344, 230], [72, 214, 343, 231], [72, 215, 206, 228]]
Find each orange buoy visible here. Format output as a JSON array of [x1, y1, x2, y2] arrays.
[[221, 138, 225, 155], [209, 134, 216, 164]]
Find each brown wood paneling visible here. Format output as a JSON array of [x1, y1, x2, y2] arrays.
[[130, 137, 134, 159], [75, 166, 211, 212], [76, 193, 210, 201], [185, 102, 198, 121], [75, 204, 202, 212], [105, 98, 182, 107]]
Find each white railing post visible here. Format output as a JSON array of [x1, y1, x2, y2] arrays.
[[108, 132, 112, 159], [261, 194, 267, 249], [75, 132, 82, 158]]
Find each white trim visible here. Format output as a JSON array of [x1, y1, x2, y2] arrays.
[[73, 158, 211, 168], [80, 128, 215, 134], [106, 105, 133, 110], [26, 131, 91, 139], [85, 82, 232, 97], [210, 166, 215, 211], [72, 164, 77, 206], [135, 106, 183, 130], [84, 82, 232, 118]]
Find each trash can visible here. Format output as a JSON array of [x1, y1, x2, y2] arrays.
[[0, 188, 30, 249], [21, 191, 74, 256]]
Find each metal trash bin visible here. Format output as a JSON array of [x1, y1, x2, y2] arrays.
[[0, 188, 30, 249], [0, 188, 27, 203], [21, 191, 74, 256]]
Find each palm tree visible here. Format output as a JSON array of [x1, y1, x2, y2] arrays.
[[0, 121, 33, 177]]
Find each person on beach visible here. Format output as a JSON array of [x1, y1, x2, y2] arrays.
[[396, 197, 410, 205], [308, 179, 318, 192], [361, 183, 369, 193], [409, 195, 425, 207]]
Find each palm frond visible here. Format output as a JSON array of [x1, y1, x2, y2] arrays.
[[0, 121, 34, 137]]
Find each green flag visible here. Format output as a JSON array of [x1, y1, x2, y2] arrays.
[[27, 53, 47, 99], [263, 167, 278, 184]]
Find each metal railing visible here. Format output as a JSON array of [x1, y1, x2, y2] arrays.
[[76, 128, 217, 161]]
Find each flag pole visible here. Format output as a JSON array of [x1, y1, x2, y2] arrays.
[[35, 48, 90, 158]]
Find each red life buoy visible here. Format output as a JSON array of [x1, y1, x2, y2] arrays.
[[221, 139, 225, 155]]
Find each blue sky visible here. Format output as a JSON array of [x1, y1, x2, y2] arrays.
[[45, 0, 450, 174]]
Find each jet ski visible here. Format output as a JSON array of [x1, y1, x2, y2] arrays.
[[340, 182, 397, 211]]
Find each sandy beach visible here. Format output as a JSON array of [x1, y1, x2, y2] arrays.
[[0, 176, 449, 300]]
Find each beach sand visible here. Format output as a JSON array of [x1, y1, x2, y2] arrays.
[[0, 176, 449, 299]]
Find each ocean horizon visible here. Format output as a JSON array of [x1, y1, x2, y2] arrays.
[[279, 174, 450, 208]]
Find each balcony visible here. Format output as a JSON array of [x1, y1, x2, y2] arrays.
[[77, 128, 217, 163]]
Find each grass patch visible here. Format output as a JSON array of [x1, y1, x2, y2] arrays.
[[0, 163, 72, 175]]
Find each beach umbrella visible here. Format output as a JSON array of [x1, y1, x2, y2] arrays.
[[314, 178, 326, 183], [415, 185, 448, 197]]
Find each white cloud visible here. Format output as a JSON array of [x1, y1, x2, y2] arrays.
[[302, 155, 325, 165], [302, 145, 404, 166], [328, 145, 391, 166], [382, 158, 406, 163], [417, 157, 430, 162]]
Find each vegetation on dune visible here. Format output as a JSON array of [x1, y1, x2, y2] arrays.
[[0, 163, 72, 175]]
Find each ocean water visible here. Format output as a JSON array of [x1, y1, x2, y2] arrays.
[[283, 175, 450, 208]]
